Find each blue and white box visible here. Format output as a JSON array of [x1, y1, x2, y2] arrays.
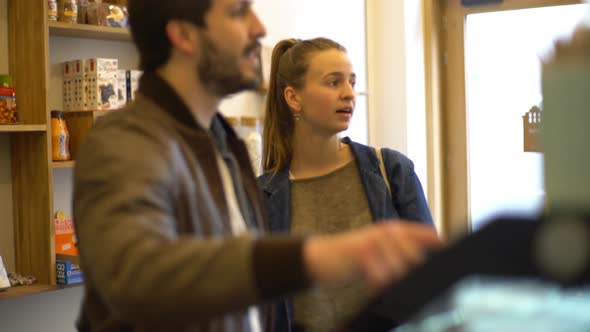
[[56, 259, 84, 286]]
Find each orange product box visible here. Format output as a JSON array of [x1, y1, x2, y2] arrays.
[[54, 210, 79, 256]]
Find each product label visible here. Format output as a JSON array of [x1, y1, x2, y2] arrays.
[[54, 217, 75, 235], [0, 86, 14, 96], [56, 260, 83, 285], [0, 95, 18, 124], [54, 210, 78, 256], [58, 133, 67, 158], [0, 96, 15, 102]]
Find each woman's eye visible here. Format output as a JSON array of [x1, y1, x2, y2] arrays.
[[231, 4, 249, 16]]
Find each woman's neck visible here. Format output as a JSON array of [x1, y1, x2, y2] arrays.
[[290, 128, 352, 179]]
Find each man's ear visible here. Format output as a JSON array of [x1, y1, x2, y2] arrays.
[[284, 86, 302, 112], [165, 20, 199, 56]]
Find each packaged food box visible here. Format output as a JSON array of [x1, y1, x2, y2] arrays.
[[84, 58, 119, 110], [56, 257, 83, 285], [63, 60, 85, 111], [0, 74, 18, 124], [54, 210, 79, 256]]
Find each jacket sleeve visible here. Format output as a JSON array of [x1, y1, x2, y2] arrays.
[[382, 149, 434, 226], [74, 118, 309, 324]]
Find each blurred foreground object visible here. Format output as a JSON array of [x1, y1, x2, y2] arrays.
[[542, 26, 590, 216], [394, 277, 590, 332]]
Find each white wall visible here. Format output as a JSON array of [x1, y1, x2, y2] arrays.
[[367, 0, 408, 151], [0, 286, 84, 332], [404, 0, 428, 191], [366, 0, 428, 193]]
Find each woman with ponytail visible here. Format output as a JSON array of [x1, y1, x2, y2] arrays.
[[258, 37, 435, 332]]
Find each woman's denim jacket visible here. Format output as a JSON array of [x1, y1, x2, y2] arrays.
[[257, 137, 434, 331]]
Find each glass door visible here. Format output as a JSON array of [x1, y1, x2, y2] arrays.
[[440, 0, 588, 233]]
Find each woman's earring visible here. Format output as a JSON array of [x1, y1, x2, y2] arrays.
[[293, 112, 301, 121]]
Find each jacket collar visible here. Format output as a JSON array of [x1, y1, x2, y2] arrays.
[[138, 71, 205, 130], [342, 137, 380, 174], [138, 71, 239, 142], [261, 168, 290, 196]]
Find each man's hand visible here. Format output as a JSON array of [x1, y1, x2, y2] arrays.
[[303, 221, 441, 295]]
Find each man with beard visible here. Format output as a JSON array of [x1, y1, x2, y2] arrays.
[[72, 1, 441, 331]]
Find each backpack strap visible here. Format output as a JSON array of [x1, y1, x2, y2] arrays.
[[376, 148, 391, 195]]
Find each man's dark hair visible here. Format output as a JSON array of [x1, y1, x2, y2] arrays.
[[128, 0, 213, 72]]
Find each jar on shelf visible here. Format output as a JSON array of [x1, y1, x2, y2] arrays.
[[240, 116, 263, 176], [58, 0, 78, 24], [51, 110, 71, 161], [48, 0, 58, 22], [0, 75, 19, 125]]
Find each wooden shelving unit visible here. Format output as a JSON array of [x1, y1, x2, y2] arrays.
[[49, 21, 131, 41], [0, 284, 82, 300], [4, 0, 132, 300], [7, 0, 54, 295], [52, 160, 75, 169], [0, 284, 59, 300], [0, 125, 47, 132]]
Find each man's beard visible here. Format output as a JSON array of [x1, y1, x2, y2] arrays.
[[197, 34, 261, 97]]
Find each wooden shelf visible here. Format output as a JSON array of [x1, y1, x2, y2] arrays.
[[0, 124, 47, 132], [49, 21, 131, 42], [0, 283, 83, 301], [4, 1, 128, 298], [52, 161, 76, 169], [0, 284, 58, 300]]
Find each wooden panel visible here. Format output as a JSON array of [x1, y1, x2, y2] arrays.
[[423, 0, 446, 236], [441, 0, 470, 237], [10, 132, 53, 284], [462, 0, 584, 14], [8, 0, 50, 125], [49, 21, 131, 41], [8, 1, 54, 285], [0, 125, 47, 132]]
